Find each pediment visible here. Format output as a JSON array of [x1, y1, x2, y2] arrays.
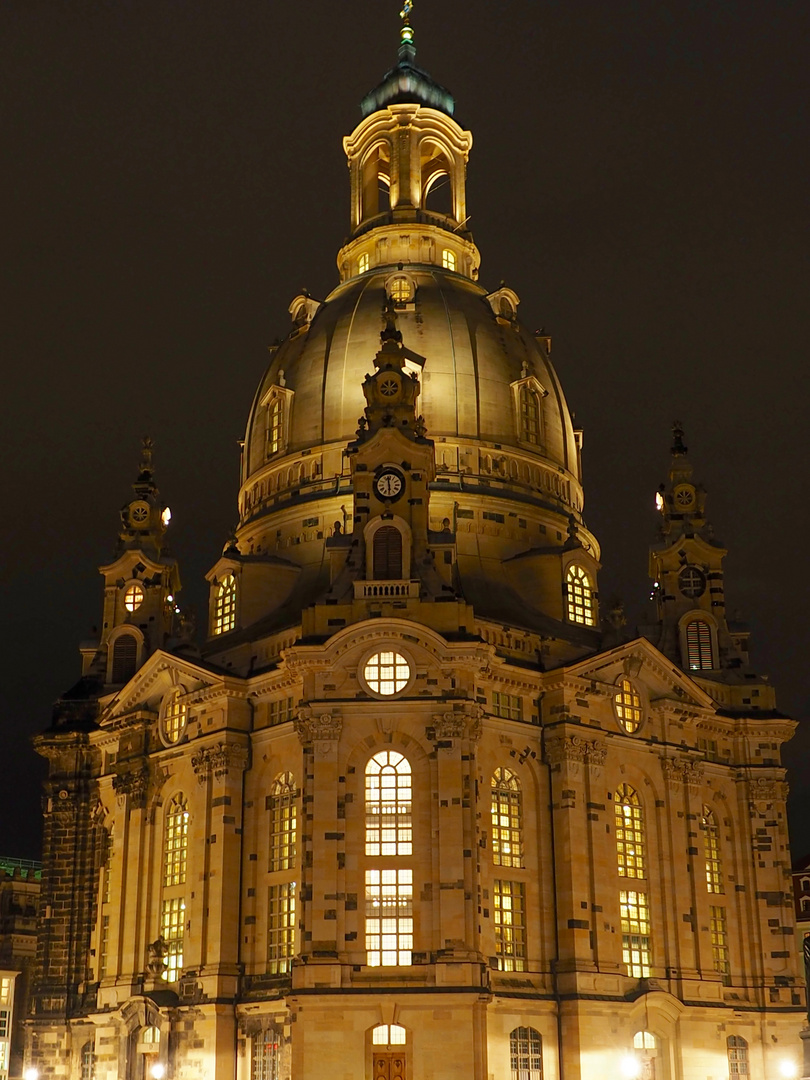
[[560, 636, 716, 714], [99, 650, 223, 726]]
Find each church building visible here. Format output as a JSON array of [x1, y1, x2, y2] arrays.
[[26, 12, 804, 1080]]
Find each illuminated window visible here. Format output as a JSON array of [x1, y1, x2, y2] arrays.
[[679, 565, 706, 598], [162, 691, 187, 745], [494, 880, 526, 971], [363, 651, 410, 695], [0, 979, 9, 1006], [111, 633, 138, 683], [365, 868, 413, 966], [269, 697, 294, 725], [620, 890, 651, 977], [615, 678, 642, 733], [251, 1030, 281, 1080], [124, 583, 144, 612], [388, 276, 414, 303], [710, 905, 730, 982], [160, 896, 185, 981], [373, 525, 403, 579], [441, 249, 456, 271], [80, 1041, 96, 1080], [519, 386, 541, 445], [685, 619, 713, 670], [702, 806, 723, 894], [268, 398, 283, 455], [215, 574, 237, 635], [492, 692, 522, 720], [727, 1035, 749, 1076], [372, 1025, 406, 1046], [510, 1027, 542, 1080], [565, 565, 595, 626], [358, 252, 370, 274], [269, 773, 297, 872], [164, 794, 189, 887], [365, 752, 412, 857], [267, 883, 296, 974], [633, 1032, 656, 1050], [615, 784, 645, 879], [491, 768, 523, 868]]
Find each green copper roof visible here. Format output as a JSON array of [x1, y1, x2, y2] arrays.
[[360, 36, 455, 119]]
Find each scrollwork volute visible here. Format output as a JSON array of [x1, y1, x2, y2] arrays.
[[294, 709, 343, 755], [112, 766, 150, 808], [544, 735, 606, 768], [191, 742, 249, 784], [430, 707, 483, 743]]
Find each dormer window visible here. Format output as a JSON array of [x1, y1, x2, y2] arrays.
[[268, 398, 282, 455], [386, 273, 415, 304], [214, 574, 237, 635], [519, 385, 541, 445], [261, 385, 293, 458], [565, 565, 595, 626]]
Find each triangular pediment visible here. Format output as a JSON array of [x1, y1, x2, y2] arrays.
[[560, 636, 716, 714], [98, 649, 226, 726]]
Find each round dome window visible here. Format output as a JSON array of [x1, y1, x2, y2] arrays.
[[362, 651, 411, 696]]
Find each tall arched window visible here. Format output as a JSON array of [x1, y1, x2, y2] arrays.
[[565, 565, 595, 626], [615, 785, 645, 879], [162, 794, 188, 983], [161, 689, 187, 745], [269, 773, 297, 872], [365, 752, 412, 856], [365, 751, 413, 967], [491, 768, 523, 868], [519, 385, 541, 445], [111, 633, 138, 684], [685, 619, 713, 670], [267, 398, 282, 455], [214, 574, 237, 635], [510, 1027, 543, 1080], [373, 525, 403, 580], [702, 806, 723, 893], [615, 784, 650, 978], [727, 1035, 749, 1075], [80, 1041, 96, 1080], [615, 678, 642, 733], [251, 1030, 281, 1080]]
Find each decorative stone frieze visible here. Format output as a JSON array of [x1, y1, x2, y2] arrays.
[[661, 757, 704, 789], [429, 706, 483, 742], [544, 735, 606, 767], [112, 766, 149, 808], [191, 741, 249, 783], [294, 708, 343, 755]]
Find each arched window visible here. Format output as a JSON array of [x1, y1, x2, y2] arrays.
[[615, 678, 642, 733], [373, 525, 403, 580], [251, 1030, 281, 1080], [372, 1025, 407, 1080], [161, 690, 187, 745], [268, 398, 282, 455], [510, 1027, 543, 1080], [164, 794, 189, 887], [80, 1040, 96, 1080], [633, 1031, 656, 1050], [565, 565, 595, 626], [269, 773, 297, 872], [372, 1025, 406, 1046], [491, 768, 523, 868], [214, 574, 237, 635], [111, 633, 137, 684], [519, 385, 541, 445], [441, 249, 456, 271], [685, 619, 713, 670], [702, 806, 723, 893], [727, 1035, 749, 1075], [615, 784, 645, 878], [358, 252, 370, 274], [365, 752, 412, 856]]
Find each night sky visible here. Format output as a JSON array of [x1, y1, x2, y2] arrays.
[[3, 1, 808, 861]]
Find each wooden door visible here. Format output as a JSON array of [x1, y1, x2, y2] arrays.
[[373, 1052, 406, 1080]]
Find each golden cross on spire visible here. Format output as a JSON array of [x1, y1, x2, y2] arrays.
[[399, 0, 413, 24]]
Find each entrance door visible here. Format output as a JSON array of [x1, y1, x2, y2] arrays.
[[373, 1052, 406, 1080]]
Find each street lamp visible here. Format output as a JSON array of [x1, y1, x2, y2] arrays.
[[150, 1065, 166, 1079]]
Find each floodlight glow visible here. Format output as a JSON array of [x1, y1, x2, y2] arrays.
[[655, 492, 664, 511], [151, 1065, 166, 1080], [24, 1069, 39, 1080], [778, 1061, 798, 1079], [619, 1054, 642, 1079]]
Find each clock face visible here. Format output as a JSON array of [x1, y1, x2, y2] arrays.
[[375, 470, 404, 500], [674, 485, 694, 508], [130, 500, 150, 524]]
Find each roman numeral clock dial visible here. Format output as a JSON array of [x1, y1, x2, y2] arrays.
[[375, 469, 405, 500]]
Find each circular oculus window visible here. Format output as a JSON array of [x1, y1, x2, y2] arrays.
[[124, 583, 145, 612], [614, 677, 643, 734], [363, 650, 411, 696], [679, 565, 706, 598]]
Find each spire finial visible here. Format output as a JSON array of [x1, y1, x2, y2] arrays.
[[138, 435, 155, 480], [671, 421, 687, 457], [398, 0, 416, 62]]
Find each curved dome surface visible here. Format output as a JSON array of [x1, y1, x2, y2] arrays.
[[244, 266, 580, 490]]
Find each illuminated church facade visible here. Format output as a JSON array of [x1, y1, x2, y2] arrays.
[[26, 15, 805, 1080]]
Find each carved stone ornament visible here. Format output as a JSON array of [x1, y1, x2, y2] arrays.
[[544, 735, 606, 767], [430, 710, 483, 742], [112, 767, 150, 808], [145, 936, 168, 977], [661, 757, 704, 789], [294, 709, 343, 748], [48, 786, 79, 820], [191, 742, 249, 784], [746, 777, 788, 806]]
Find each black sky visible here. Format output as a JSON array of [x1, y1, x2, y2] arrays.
[[3, 0, 809, 860]]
